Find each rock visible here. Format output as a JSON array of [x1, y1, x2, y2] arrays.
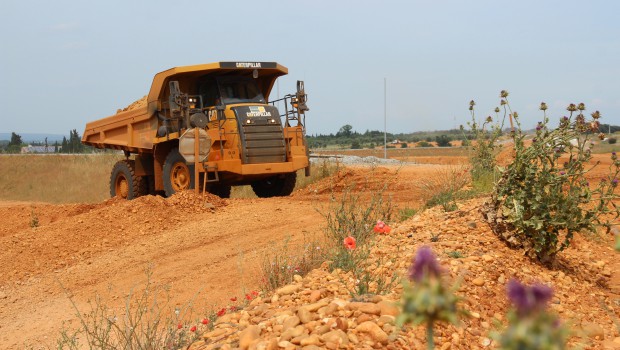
[[278, 340, 292, 348], [309, 290, 321, 302], [482, 254, 493, 262], [440, 342, 451, 350], [281, 325, 304, 341], [321, 330, 349, 346], [348, 302, 381, 315], [356, 321, 388, 344], [377, 300, 399, 316], [472, 277, 485, 286], [300, 334, 321, 346], [277, 284, 299, 296], [297, 307, 313, 324], [602, 340, 620, 350], [293, 274, 303, 282], [497, 275, 505, 284], [239, 325, 261, 350], [582, 322, 605, 340], [480, 337, 491, 347], [467, 221, 477, 229], [0, 291, 6, 299], [282, 316, 301, 331], [602, 268, 612, 277]]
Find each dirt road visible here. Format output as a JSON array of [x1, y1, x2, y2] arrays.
[[0, 164, 441, 349]]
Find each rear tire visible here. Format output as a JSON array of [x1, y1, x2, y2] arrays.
[[110, 160, 146, 200], [251, 172, 297, 198], [163, 148, 194, 197]]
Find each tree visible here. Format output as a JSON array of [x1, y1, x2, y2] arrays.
[[9, 132, 22, 146], [337, 124, 353, 137], [435, 135, 452, 147]]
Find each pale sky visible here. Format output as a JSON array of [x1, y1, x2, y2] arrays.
[[1, 0, 619, 136]]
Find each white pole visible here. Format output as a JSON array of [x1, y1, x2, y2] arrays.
[[384, 77, 387, 159]]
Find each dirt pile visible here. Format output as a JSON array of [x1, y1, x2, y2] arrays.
[[117, 95, 147, 113], [189, 198, 620, 350]]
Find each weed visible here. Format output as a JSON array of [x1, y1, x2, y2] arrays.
[[416, 165, 470, 212], [446, 250, 464, 259], [430, 232, 441, 242], [398, 207, 418, 222], [56, 267, 208, 349], [483, 92, 620, 264], [29, 206, 39, 228], [260, 234, 326, 291]]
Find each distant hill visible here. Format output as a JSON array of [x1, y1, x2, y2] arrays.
[[0, 133, 65, 143]]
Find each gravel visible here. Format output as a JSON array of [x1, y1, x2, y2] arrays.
[[310, 154, 406, 166]]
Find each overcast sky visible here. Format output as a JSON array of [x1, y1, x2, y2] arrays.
[[1, 0, 618, 136]]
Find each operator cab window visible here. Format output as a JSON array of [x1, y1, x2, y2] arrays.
[[198, 79, 220, 107], [217, 77, 265, 105]]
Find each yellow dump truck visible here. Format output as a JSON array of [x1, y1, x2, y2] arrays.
[[82, 62, 310, 199]]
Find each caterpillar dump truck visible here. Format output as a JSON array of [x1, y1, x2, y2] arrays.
[[82, 61, 310, 199]]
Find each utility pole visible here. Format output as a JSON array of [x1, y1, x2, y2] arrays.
[[384, 78, 387, 159]]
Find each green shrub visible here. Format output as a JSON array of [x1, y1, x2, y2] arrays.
[[417, 141, 433, 148], [484, 92, 620, 264], [609, 137, 617, 144]]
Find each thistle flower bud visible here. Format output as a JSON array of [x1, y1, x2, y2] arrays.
[[408, 246, 443, 282], [539, 102, 548, 111], [567, 104, 577, 112], [536, 122, 543, 131], [612, 152, 617, 161], [599, 133, 606, 140], [500, 100, 506, 106], [513, 111, 519, 118], [590, 121, 600, 132], [591, 110, 601, 119], [469, 100, 476, 107], [507, 280, 553, 316], [495, 107, 500, 113], [577, 103, 585, 111], [486, 116, 493, 123], [500, 90, 509, 98]]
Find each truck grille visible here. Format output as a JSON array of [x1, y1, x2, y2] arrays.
[[233, 106, 286, 164]]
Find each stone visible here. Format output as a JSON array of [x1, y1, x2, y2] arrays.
[[300, 334, 321, 346], [497, 275, 505, 284], [293, 274, 303, 282], [356, 321, 388, 344], [321, 330, 349, 346], [480, 337, 491, 347], [282, 316, 301, 331], [440, 342, 451, 350], [377, 300, 399, 316], [277, 284, 299, 296], [467, 221, 477, 229], [602, 268, 612, 277], [472, 277, 485, 286], [581, 322, 605, 340], [602, 340, 620, 350], [297, 307, 313, 324], [281, 325, 304, 341], [482, 254, 493, 262], [239, 325, 261, 350], [348, 302, 381, 315], [309, 290, 321, 302]]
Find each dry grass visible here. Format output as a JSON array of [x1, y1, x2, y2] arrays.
[[0, 153, 123, 204], [0, 155, 339, 203]]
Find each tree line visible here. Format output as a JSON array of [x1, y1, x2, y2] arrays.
[[0, 129, 93, 154]]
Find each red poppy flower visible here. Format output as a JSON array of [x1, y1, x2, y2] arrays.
[[230, 297, 237, 302], [245, 294, 252, 300], [251, 290, 259, 297], [201, 318, 209, 325], [190, 325, 197, 332], [373, 220, 391, 234], [217, 308, 226, 317], [177, 323, 183, 330], [343, 236, 356, 250]]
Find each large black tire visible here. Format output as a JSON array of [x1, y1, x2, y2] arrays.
[[110, 160, 146, 200], [251, 172, 297, 198], [163, 148, 194, 197]]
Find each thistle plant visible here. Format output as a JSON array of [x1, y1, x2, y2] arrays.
[[496, 279, 568, 349], [397, 247, 465, 350], [464, 99, 505, 182], [486, 91, 620, 264]]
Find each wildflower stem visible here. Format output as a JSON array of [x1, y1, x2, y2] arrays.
[[426, 323, 434, 350]]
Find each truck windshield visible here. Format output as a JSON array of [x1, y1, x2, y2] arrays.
[[218, 77, 266, 105]]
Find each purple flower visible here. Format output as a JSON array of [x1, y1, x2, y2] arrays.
[[408, 246, 443, 282], [507, 279, 553, 316], [613, 179, 618, 186], [559, 171, 565, 176]]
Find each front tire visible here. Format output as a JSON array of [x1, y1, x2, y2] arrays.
[[163, 148, 194, 197], [251, 172, 297, 198], [110, 160, 146, 200]]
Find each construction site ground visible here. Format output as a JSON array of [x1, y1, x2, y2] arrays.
[[1, 155, 619, 349]]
